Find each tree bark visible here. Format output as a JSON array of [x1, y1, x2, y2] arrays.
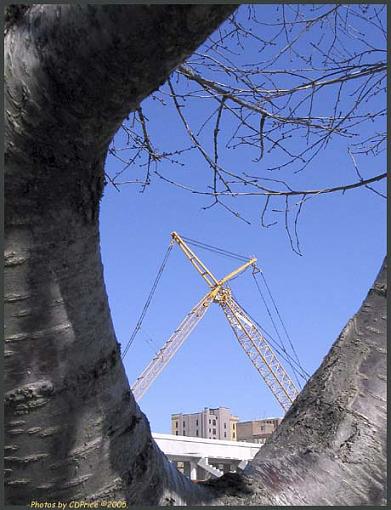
[[4, 4, 386, 507], [208, 258, 387, 505], [4, 4, 235, 505]]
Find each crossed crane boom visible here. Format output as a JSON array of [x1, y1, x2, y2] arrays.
[[131, 232, 299, 412]]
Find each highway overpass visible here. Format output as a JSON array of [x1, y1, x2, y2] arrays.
[[152, 433, 262, 481]]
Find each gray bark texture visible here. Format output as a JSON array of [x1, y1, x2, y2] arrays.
[[4, 4, 235, 505], [211, 258, 387, 506], [4, 4, 387, 507]]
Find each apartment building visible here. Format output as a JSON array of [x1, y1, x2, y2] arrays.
[[236, 417, 282, 444], [171, 407, 239, 441]]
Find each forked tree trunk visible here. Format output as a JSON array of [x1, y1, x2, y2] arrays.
[[4, 5, 386, 506]]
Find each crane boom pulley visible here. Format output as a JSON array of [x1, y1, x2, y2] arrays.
[[130, 232, 300, 412]]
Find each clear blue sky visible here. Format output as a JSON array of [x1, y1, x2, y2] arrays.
[[99, 5, 386, 433]]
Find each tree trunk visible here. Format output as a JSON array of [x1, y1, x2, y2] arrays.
[[209, 258, 387, 506], [4, 5, 386, 507], [4, 4, 235, 505]]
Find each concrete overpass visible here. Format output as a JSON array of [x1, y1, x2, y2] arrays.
[[152, 433, 261, 481]]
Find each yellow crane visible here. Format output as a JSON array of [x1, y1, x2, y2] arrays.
[[131, 232, 299, 412]]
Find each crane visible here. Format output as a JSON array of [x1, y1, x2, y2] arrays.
[[130, 232, 300, 412]]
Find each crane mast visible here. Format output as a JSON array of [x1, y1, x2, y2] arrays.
[[130, 232, 299, 412], [217, 289, 298, 411], [171, 232, 219, 288], [131, 291, 214, 401]]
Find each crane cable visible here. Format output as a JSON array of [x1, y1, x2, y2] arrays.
[[258, 270, 304, 375], [250, 270, 310, 385], [251, 276, 303, 389], [122, 241, 174, 359], [181, 235, 250, 263], [183, 235, 309, 385], [230, 289, 309, 384], [182, 235, 308, 379], [122, 233, 309, 388]]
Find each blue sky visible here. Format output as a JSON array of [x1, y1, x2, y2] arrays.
[[99, 5, 386, 433]]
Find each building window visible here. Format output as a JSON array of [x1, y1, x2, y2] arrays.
[[224, 423, 227, 429], [212, 419, 216, 426], [233, 432, 236, 438], [196, 419, 198, 426], [183, 421, 185, 427], [213, 428, 216, 435], [175, 422, 178, 429], [175, 431, 178, 435], [224, 432, 227, 438], [196, 430, 199, 436], [209, 428, 211, 433], [209, 419, 211, 424], [183, 431, 186, 436]]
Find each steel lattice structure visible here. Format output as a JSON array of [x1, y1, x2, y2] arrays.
[[131, 232, 299, 412]]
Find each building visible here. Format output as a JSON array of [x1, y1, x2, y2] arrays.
[[171, 407, 239, 441], [236, 417, 282, 444]]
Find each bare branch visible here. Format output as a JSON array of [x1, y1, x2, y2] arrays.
[[104, 4, 386, 254]]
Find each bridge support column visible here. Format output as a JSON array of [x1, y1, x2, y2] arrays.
[[190, 460, 198, 481]]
